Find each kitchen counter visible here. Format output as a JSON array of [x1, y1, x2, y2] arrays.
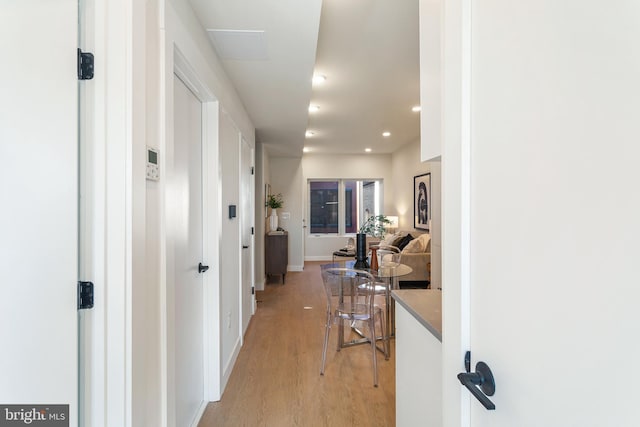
[[392, 289, 442, 341]]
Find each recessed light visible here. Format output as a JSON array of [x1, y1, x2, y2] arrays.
[[382, 131, 391, 137], [365, 148, 372, 152], [305, 131, 315, 137], [312, 74, 326, 84], [303, 147, 311, 153], [412, 105, 421, 112], [308, 105, 320, 113]]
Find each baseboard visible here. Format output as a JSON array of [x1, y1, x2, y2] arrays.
[[287, 265, 304, 272], [189, 400, 208, 427], [255, 278, 265, 291], [221, 335, 241, 394], [304, 256, 333, 261]]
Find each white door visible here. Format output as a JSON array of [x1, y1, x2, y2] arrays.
[[443, 1, 640, 426], [240, 138, 255, 336], [172, 75, 205, 427], [0, 0, 78, 424]]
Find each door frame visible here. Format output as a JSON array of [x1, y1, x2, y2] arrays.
[[162, 46, 222, 427], [240, 136, 256, 339], [79, 0, 135, 425], [441, 0, 472, 425]]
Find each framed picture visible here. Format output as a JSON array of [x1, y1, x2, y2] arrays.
[[414, 173, 431, 231]]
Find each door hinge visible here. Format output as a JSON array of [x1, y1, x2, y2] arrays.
[[78, 281, 94, 310], [77, 48, 94, 80], [251, 286, 255, 295], [250, 167, 254, 175], [251, 227, 254, 235]]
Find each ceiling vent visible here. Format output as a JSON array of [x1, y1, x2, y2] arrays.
[[207, 30, 268, 61]]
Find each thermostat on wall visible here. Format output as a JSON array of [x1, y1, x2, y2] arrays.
[[146, 147, 159, 181]]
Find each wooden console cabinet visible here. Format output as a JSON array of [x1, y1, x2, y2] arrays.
[[265, 232, 288, 284]]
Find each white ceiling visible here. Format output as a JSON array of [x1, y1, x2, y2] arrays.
[[189, 0, 420, 157]]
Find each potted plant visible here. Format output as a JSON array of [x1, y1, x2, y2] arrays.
[[266, 193, 284, 232], [354, 215, 391, 268]]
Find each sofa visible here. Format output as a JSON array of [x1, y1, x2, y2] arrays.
[[379, 232, 431, 289]]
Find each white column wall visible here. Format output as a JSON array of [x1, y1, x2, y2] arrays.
[[270, 157, 306, 270], [390, 140, 442, 289], [254, 142, 270, 290], [112, 0, 257, 424]]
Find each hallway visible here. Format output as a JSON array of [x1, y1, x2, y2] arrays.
[[199, 261, 396, 426]]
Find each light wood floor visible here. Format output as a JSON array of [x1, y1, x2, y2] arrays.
[[198, 261, 396, 427]]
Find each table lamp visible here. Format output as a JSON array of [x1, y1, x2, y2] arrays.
[[386, 216, 399, 234]]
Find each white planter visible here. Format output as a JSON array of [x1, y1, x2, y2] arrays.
[[269, 208, 278, 231]]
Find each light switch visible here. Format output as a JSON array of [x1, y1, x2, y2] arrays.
[[281, 212, 290, 220]]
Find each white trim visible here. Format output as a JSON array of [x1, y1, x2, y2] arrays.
[[188, 402, 208, 427], [88, 0, 134, 425], [441, 0, 472, 425], [287, 265, 305, 272], [305, 256, 333, 262], [250, 145, 256, 315], [202, 101, 221, 402], [158, 23, 169, 427], [163, 45, 222, 426], [161, 35, 175, 427], [237, 134, 244, 343], [221, 336, 242, 392]]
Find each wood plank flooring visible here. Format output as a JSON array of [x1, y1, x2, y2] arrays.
[[198, 261, 396, 427]]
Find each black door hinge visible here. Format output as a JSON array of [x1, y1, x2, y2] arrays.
[[251, 286, 255, 295], [251, 167, 254, 175], [251, 227, 254, 235], [78, 49, 94, 80], [78, 281, 94, 310]]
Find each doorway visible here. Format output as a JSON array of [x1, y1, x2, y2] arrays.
[[170, 74, 206, 426]]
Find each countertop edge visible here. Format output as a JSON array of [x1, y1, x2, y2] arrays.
[[392, 289, 442, 342]]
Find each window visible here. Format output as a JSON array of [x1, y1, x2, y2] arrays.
[[310, 181, 339, 234], [309, 179, 383, 235]]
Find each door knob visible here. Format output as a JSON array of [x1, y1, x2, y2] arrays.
[[198, 262, 209, 273], [457, 351, 496, 410]]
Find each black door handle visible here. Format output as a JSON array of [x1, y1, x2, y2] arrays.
[[198, 262, 209, 273], [242, 245, 249, 249], [457, 352, 496, 410]]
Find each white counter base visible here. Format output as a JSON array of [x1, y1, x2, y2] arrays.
[[394, 290, 442, 427]]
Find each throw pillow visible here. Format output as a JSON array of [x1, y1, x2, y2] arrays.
[[417, 233, 431, 250], [380, 232, 401, 247], [402, 233, 431, 253], [402, 237, 424, 253], [391, 234, 407, 248], [396, 233, 414, 251]]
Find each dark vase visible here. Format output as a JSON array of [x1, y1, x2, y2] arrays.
[[353, 233, 369, 269]]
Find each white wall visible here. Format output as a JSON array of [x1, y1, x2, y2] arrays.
[[218, 109, 242, 388], [270, 157, 305, 271], [264, 145, 442, 287], [390, 140, 441, 289], [390, 140, 427, 230], [301, 153, 394, 260], [419, 0, 442, 161], [124, 0, 257, 423], [165, 0, 258, 402]]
